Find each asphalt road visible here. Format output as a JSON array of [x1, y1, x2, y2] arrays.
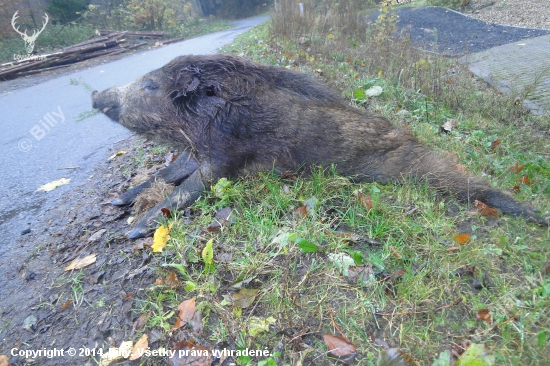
[[0, 16, 268, 245]]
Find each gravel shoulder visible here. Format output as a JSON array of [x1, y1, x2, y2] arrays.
[[468, 0, 550, 29]]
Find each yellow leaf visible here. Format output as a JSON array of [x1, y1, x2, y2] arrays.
[[202, 238, 214, 265], [64, 254, 97, 271], [100, 341, 133, 365], [378, 69, 383, 77], [108, 150, 126, 160], [129, 334, 148, 361], [248, 316, 276, 337], [326, 33, 334, 40], [36, 178, 70, 192], [152, 224, 172, 252]]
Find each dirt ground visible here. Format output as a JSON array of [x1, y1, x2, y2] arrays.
[[0, 137, 187, 365]]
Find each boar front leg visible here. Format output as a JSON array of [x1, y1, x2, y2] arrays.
[[112, 151, 200, 206], [126, 163, 211, 239]]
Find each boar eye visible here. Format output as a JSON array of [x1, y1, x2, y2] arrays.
[[143, 79, 159, 91], [205, 85, 216, 97]]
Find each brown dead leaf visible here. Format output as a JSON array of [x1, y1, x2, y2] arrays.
[[490, 138, 502, 150], [454, 233, 471, 244], [165, 271, 180, 288], [510, 162, 526, 173], [474, 200, 498, 217], [160, 207, 172, 218], [323, 333, 357, 357], [88, 229, 106, 242], [122, 293, 134, 301], [390, 246, 402, 259], [294, 205, 307, 218], [378, 348, 414, 366], [189, 310, 203, 333], [64, 254, 97, 271], [59, 299, 73, 310], [132, 238, 152, 251], [131, 313, 148, 336], [206, 220, 222, 232], [356, 189, 373, 209], [172, 298, 196, 330], [518, 174, 534, 186], [155, 277, 164, 285], [0, 355, 8, 366], [129, 334, 148, 361], [476, 308, 491, 324], [168, 340, 213, 366]]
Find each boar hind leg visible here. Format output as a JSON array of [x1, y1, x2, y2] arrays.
[[112, 151, 200, 206], [126, 165, 208, 239]]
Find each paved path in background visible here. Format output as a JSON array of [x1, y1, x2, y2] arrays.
[[460, 34, 550, 115], [379, 6, 550, 115], [0, 16, 268, 245]]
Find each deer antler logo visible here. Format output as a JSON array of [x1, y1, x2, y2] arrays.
[[11, 11, 49, 54]]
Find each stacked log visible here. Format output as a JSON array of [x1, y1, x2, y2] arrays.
[[0, 30, 169, 80]]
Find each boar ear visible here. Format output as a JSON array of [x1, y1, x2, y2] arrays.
[[170, 66, 201, 100]]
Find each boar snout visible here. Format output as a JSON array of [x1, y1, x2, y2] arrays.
[[91, 88, 122, 122]]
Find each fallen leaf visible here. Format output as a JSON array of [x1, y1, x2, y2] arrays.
[[476, 309, 491, 324], [108, 150, 126, 160], [247, 316, 276, 337], [0, 355, 8, 366], [189, 310, 203, 333], [456, 342, 495, 366], [165, 271, 180, 288], [160, 207, 172, 218], [490, 139, 501, 150], [323, 333, 356, 357], [377, 348, 414, 366], [294, 205, 307, 218], [129, 334, 148, 361], [64, 254, 97, 271], [202, 238, 214, 265], [88, 229, 106, 242], [390, 246, 402, 259], [431, 350, 451, 366], [122, 293, 134, 301], [440, 119, 458, 133], [518, 174, 533, 185], [59, 300, 73, 310], [474, 200, 498, 217], [328, 253, 356, 276], [172, 298, 196, 330], [356, 189, 373, 209], [131, 313, 148, 336], [509, 162, 525, 173], [365, 85, 383, 97], [101, 341, 133, 365], [155, 277, 164, 285], [231, 288, 260, 309], [454, 233, 471, 244], [151, 224, 172, 252], [36, 178, 70, 192], [132, 238, 152, 251]]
